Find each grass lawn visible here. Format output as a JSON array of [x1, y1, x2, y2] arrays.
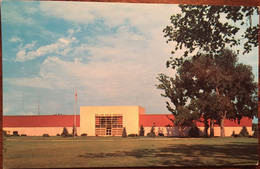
[[3, 136, 258, 168]]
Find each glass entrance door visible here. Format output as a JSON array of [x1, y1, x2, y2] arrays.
[[106, 128, 112, 135]]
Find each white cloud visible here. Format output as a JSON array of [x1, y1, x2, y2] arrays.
[[2, 2, 36, 26], [10, 36, 22, 43], [8, 21, 173, 113], [5, 2, 181, 115], [39, 2, 179, 32], [15, 30, 79, 62]]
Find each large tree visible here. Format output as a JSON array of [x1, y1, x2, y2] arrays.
[[157, 5, 258, 137], [157, 49, 257, 137], [163, 5, 259, 69]]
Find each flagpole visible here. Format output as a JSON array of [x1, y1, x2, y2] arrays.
[[74, 87, 77, 139]]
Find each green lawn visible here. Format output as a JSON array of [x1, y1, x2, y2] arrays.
[[3, 136, 258, 168]]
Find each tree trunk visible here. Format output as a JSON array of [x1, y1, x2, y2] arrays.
[[220, 111, 227, 137], [204, 117, 209, 137], [220, 118, 225, 137], [210, 119, 214, 137], [179, 126, 185, 137]]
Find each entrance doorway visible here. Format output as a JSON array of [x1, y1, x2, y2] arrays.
[[95, 114, 123, 136], [106, 128, 112, 135]]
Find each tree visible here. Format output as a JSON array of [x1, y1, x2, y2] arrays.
[[72, 125, 77, 136], [158, 5, 258, 137], [163, 5, 258, 69], [122, 127, 127, 138], [158, 49, 257, 137], [139, 125, 145, 136], [147, 123, 157, 137], [239, 126, 249, 137], [61, 127, 69, 137]]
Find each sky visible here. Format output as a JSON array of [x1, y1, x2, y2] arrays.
[[2, 1, 259, 119]]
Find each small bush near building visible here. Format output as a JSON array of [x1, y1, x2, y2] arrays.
[[13, 131, 20, 136], [61, 127, 69, 137], [239, 126, 249, 137], [122, 127, 127, 138], [72, 125, 77, 136], [252, 123, 258, 132], [188, 125, 200, 138], [43, 134, 49, 137], [231, 131, 235, 137], [57, 134, 61, 136], [150, 124, 155, 134], [139, 125, 145, 136], [253, 130, 258, 138], [147, 124, 156, 137], [158, 133, 164, 136], [81, 133, 87, 136], [128, 134, 138, 137], [21, 134, 27, 136], [147, 132, 156, 137], [234, 134, 242, 137]]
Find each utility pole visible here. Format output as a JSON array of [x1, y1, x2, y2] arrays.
[[74, 87, 77, 138]]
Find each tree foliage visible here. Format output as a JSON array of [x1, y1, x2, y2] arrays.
[[157, 49, 257, 137], [158, 5, 258, 137], [164, 5, 259, 69], [122, 127, 127, 138], [61, 127, 69, 137], [139, 125, 145, 136]]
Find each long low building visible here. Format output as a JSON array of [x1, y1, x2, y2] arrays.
[[3, 105, 253, 137]]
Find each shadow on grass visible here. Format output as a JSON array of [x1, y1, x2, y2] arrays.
[[78, 140, 258, 166]]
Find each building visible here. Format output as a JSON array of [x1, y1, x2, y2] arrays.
[[3, 106, 253, 137]]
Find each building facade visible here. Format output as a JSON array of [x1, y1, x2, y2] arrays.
[[3, 105, 253, 137]]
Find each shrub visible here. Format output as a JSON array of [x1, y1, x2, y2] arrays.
[[81, 133, 87, 136], [231, 131, 235, 137], [253, 130, 258, 138], [188, 125, 200, 138], [147, 124, 156, 137], [150, 124, 155, 135], [21, 134, 27, 136], [72, 125, 77, 136], [147, 132, 156, 137], [158, 133, 164, 136], [234, 134, 242, 137], [3, 131, 11, 137], [139, 125, 145, 136], [61, 127, 69, 137], [57, 134, 61, 136], [128, 134, 138, 137], [13, 131, 20, 136], [122, 127, 127, 138], [252, 123, 258, 131], [43, 134, 49, 137], [239, 126, 249, 137]]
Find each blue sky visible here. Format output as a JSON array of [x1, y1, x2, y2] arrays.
[[2, 1, 258, 121]]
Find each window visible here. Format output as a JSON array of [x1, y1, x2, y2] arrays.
[[95, 114, 123, 136]]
